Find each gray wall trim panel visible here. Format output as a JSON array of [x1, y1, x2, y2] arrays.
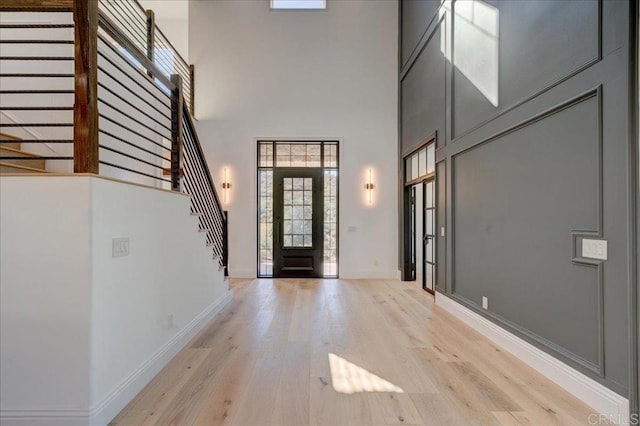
[[400, 0, 445, 79], [628, 0, 639, 415], [450, 88, 605, 377], [448, 290, 617, 391], [437, 48, 625, 163], [399, 0, 635, 398], [450, 0, 603, 142]]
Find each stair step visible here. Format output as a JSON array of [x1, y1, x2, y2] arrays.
[[0, 132, 22, 150], [0, 162, 49, 173], [0, 132, 21, 141], [0, 146, 46, 170]]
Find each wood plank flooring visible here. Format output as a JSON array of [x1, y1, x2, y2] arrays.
[[110, 279, 597, 425]]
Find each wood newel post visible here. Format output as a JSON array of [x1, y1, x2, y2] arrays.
[[189, 64, 195, 116], [73, 0, 99, 174], [145, 9, 155, 65], [170, 74, 183, 191]]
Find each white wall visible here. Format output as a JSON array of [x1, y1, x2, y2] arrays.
[[190, 0, 399, 278], [0, 178, 92, 421], [0, 175, 231, 426]]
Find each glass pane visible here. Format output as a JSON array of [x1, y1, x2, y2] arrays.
[[283, 176, 313, 248], [418, 148, 427, 177], [304, 235, 313, 247], [427, 144, 435, 174], [426, 209, 434, 235], [284, 178, 293, 190], [291, 144, 306, 167], [426, 264, 434, 290], [259, 143, 273, 167], [324, 143, 337, 168], [307, 145, 321, 167], [411, 154, 419, 180], [426, 182, 434, 208], [258, 170, 273, 276], [426, 239, 434, 262], [293, 206, 303, 219], [323, 169, 338, 276], [276, 144, 291, 167]]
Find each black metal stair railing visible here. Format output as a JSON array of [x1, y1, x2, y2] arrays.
[[0, 1, 227, 274], [181, 105, 229, 275], [0, 12, 75, 171]]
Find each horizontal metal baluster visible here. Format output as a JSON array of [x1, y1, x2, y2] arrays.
[[99, 129, 171, 162], [99, 161, 172, 183]]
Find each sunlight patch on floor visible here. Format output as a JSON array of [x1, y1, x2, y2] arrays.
[[328, 353, 404, 394]]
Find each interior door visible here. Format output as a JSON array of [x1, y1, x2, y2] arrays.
[[273, 168, 324, 277], [423, 179, 435, 293]]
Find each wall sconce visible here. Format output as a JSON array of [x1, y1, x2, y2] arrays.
[[222, 167, 231, 204], [365, 168, 374, 204]]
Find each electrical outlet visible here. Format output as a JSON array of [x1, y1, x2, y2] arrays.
[[482, 296, 489, 310], [112, 237, 130, 258], [582, 239, 608, 260], [347, 226, 357, 232]]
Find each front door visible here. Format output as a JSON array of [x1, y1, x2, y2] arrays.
[[273, 168, 324, 277]]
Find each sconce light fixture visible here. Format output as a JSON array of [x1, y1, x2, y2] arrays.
[[365, 168, 374, 204], [222, 167, 231, 203]]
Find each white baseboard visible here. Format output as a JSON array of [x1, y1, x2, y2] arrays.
[[230, 268, 255, 279], [340, 270, 399, 279], [0, 290, 233, 426], [435, 293, 629, 424], [90, 289, 233, 425]]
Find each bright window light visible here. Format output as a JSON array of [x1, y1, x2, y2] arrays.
[[271, 0, 326, 10]]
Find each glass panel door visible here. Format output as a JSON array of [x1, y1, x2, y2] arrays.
[[423, 179, 436, 293], [273, 168, 323, 277]]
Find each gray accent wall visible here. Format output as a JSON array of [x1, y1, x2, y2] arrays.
[[399, 0, 637, 400]]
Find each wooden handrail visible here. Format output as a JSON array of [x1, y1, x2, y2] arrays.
[[0, 0, 73, 11], [73, 0, 99, 174]]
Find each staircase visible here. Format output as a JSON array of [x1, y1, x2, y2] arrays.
[[0, 133, 47, 174]]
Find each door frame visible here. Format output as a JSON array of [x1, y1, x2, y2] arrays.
[[402, 137, 436, 295], [256, 139, 340, 278]]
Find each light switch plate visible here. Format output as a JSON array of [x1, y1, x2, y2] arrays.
[[582, 239, 607, 260], [440, 227, 445, 237], [482, 296, 489, 310], [112, 237, 130, 258]]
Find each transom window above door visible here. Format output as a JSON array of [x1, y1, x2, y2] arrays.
[[259, 142, 338, 168]]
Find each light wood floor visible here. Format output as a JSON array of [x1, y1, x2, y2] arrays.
[[110, 279, 597, 425]]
